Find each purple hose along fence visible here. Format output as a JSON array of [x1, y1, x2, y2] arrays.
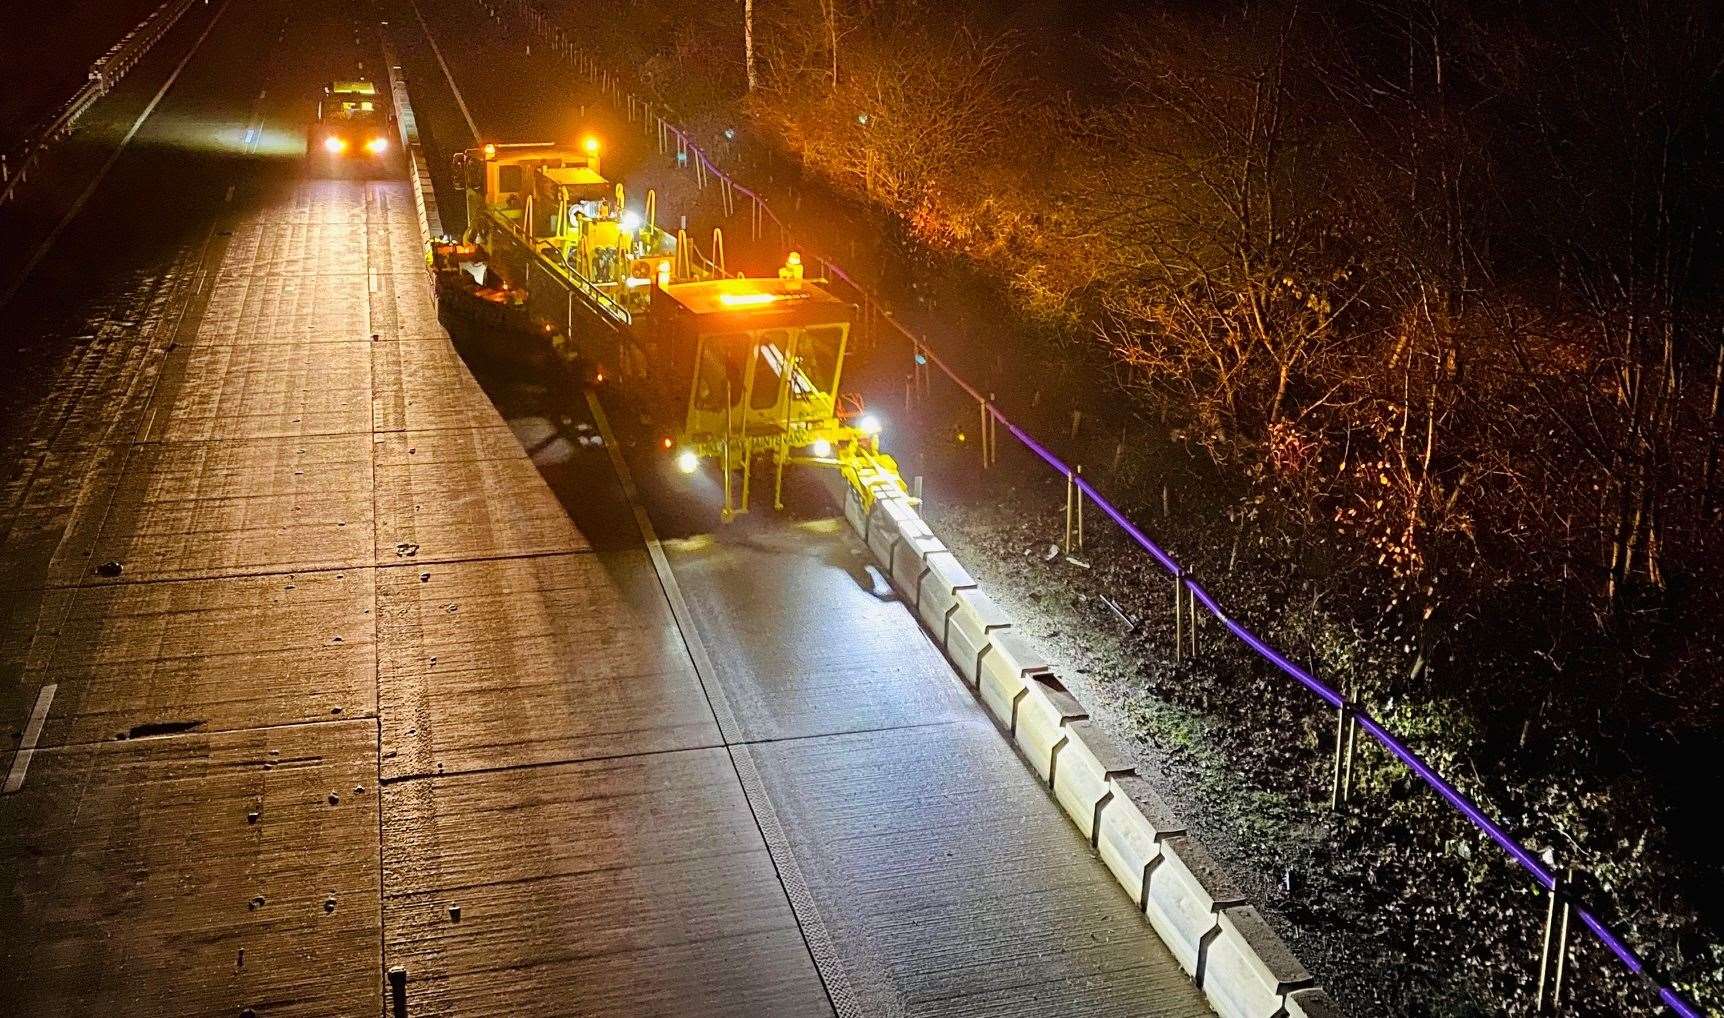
[[521, 6, 1706, 1012]]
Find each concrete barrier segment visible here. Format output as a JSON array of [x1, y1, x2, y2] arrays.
[[1202, 905, 1314, 1018], [1285, 987, 1345, 1018], [890, 532, 947, 603], [1052, 721, 1138, 840], [946, 588, 1013, 686], [1097, 774, 1186, 907], [866, 511, 904, 568], [916, 552, 976, 638], [1012, 673, 1090, 783], [1144, 834, 1248, 978], [844, 485, 868, 536], [977, 634, 1044, 731]]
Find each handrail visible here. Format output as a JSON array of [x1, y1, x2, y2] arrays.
[[485, 209, 632, 325], [496, 3, 1706, 1012]]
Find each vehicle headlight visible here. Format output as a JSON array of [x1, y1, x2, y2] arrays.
[[324, 135, 347, 154], [366, 136, 388, 154], [858, 414, 883, 437], [810, 438, 832, 458], [675, 450, 699, 474]]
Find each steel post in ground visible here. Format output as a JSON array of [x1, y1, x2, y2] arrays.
[[1343, 703, 1358, 801], [1330, 699, 1354, 810], [1173, 569, 1184, 664], [988, 395, 999, 467], [1065, 471, 1074, 552], [986, 403, 999, 476], [1187, 580, 1198, 657], [1076, 465, 1085, 551], [388, 966, 408, 1018], [1537, 868, 1574, 1012]]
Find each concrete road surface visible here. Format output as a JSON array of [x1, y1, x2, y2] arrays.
[[0, 1, 1216, 1015]]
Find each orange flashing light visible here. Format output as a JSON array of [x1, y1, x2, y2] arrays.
[[718, 292, 781, 308]]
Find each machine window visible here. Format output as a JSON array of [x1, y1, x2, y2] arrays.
[[750, 331, 793, 410], [798, 325, 844, 398], [694, 335, 745, 411]]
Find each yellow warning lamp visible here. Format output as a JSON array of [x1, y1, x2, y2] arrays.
[[780, 250, 805, 290]]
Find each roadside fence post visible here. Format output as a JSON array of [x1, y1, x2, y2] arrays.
[[1065, 470, 1075, 552], [1536, 866, 1575, 1013], [1173, 568, 1184, 664], [1330, 695, 1359, 810], [1076, 465, 1085, 551]]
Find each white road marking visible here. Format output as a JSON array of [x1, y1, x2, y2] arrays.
[[408, 0, 481, 140], [369, 267, 379, 292], [583, 393, 855, 1015], [4, 684, 58, 794], [0, 0, 234, 312]]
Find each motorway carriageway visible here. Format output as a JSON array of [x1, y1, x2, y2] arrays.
[[0, 0, 1214, 1013]]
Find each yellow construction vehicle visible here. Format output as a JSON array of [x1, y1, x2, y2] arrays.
[[440, 137, 905, 519], [313, 80, 393, 161]]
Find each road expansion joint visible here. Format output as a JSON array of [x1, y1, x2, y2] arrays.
[[374, 739, 733, 786]]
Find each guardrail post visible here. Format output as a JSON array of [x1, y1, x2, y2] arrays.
[[1173, 569, 1184, 664], [1076, 465, 1085, 551], [1186, 578, 1198, 657], [986, 403, 999, 476], [1065, 471, 1075, 552], [1329, 696, 1358, 810], [1536, 866, 1574, 1013]]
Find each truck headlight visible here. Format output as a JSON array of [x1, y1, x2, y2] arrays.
[[676, 450, 699, 474], [810, 438, 832, 458], [366, 136, 389, 154], [324, 135, 347, 154], [858, 414, 883, 437]]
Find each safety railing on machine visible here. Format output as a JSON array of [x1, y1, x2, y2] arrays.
[[483, 1, 1706, 1012]]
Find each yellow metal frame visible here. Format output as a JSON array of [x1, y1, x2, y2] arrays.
[[452, 140, 907, 521]]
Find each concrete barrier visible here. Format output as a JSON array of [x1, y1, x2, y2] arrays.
[[916, 551, 976, 642], [1202, 904, 1314, 1018], [1051, 720, 1137, 840], [1012, 673, 1088, 783], [1286, 987, 1345, 1018], [1096, 774, 1185, 907], [1144, 834, 1246, 976], [945, 588, 1012, 687], [976, 630, 1045, 729], [842, 485, 1342, 1015]]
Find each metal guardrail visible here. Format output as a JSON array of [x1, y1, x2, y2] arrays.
[[484, 2, 1706, 1013], [0, 0, 199, 208]]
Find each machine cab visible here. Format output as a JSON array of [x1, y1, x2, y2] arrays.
[[653, 259, 851, 457], [314, 80, 392, 158]]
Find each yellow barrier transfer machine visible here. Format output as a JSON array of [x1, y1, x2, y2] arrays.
[[436, 138, 905, 520]]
